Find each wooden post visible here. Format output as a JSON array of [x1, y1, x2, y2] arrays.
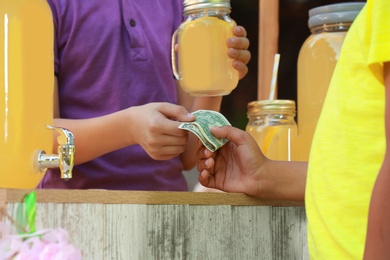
[[258, 0, 279, 100]]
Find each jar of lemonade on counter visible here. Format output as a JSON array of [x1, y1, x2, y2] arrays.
[[295, 2, 364, 161], [246, 100, 298, 161], [172, 0, 238, 96]]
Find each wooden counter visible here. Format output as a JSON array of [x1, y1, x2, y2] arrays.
[[1, 189, 308, 260]]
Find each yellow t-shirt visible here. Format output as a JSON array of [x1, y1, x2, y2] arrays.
[[305, 0, 390, 259]]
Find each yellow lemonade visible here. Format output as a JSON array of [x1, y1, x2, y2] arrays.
[[294, 2, 364, 161], [0, 0, 54, 188], [295, 32, 345, 161], [177, 15, 238, 96], [246, 100, 297, 161], [248, 124, 298, 161]]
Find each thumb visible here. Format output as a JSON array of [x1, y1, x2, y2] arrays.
[[210, 126, 247, 145], [157, 103, 195, 122]]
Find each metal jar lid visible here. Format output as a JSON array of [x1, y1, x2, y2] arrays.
[[183, 0, 231, 13], [308, 2, 365, 29], [247, 100, 296, 116]]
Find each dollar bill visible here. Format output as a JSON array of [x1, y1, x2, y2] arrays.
[[178, 110, 231, 152], [178, 122, 217, 152]]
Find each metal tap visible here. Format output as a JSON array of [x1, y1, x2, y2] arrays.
[[37, 125, 75, 180]]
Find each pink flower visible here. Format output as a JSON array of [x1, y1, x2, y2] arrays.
[[0, 222, 82, 260]]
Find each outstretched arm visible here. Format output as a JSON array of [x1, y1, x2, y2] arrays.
[[196, 126, 307, 201], [53, 78, 195, 165]]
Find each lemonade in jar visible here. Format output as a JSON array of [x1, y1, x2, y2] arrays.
[[172, 0, 238, 96]]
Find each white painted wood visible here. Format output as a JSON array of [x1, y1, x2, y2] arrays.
[[2, 190, 308, 260]]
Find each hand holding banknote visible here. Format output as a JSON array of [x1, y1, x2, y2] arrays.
[[178, 110, 231, 152]]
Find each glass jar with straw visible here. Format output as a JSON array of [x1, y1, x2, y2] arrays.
[[246, 99, 298, 161], [246, 54, 298, 161]]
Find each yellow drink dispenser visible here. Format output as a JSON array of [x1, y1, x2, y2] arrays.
[[0, 0, 75, 189], [295, 2, 364, 161]]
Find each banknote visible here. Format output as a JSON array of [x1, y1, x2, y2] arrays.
[[178, 122, 216, 152], [178, 110, 231, 152]]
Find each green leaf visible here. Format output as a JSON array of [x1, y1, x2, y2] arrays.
[[25, 191, 37, 233], [15, 201, 27, 234]]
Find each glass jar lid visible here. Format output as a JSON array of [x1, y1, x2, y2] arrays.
[[247, 100, 296, 116], [308, 2, 365, 29], [183, 0, 231, 13]]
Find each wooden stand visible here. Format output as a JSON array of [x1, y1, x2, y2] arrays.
[[1, 189, 308, 259]]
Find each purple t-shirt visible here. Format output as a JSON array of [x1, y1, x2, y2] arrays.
[[40, 0, 188, 191]]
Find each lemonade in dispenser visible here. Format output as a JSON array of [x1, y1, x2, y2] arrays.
[[0, 0, 75, 189], [172, 0, 238, 96]]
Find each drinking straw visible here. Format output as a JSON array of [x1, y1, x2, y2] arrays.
[[269, 53, 280, 100]]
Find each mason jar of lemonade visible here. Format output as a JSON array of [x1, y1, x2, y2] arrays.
[[172, 0, 238, 96], [0, 0, 54, 188], [295, 2, 365, 161], [246, 100, 298, 161]]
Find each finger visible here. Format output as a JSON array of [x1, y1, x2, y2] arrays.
[[196, 146, 214, 160], [196, 138, 203, 149], [198, 169, 214, 187], [228, 48, 251, 65], [157, 103, 195, 122], [148, 151, 182, 161], [226, 37, 250, 50], [233, 25, 247, 37], [147, 144, 187, 160], [149, 116, 190, 137], [210, 126, 250, 146], [196, 146, 207, 160], [161, 132, 189, 144], [144, 133, 188, 151], [232, 60, 249, 80], [196, 158, 212, 173], [203, 146, 214, 158]]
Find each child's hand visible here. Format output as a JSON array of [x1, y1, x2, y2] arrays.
[[227, 25, 251, 80]]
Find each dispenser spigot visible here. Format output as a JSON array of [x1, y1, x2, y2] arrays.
[[37, 125, 75, 180]]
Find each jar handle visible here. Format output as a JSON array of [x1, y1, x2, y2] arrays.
[[171, 29, 180, 80]]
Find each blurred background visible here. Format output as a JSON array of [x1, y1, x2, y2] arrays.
[[221, 0, 366, 130]]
